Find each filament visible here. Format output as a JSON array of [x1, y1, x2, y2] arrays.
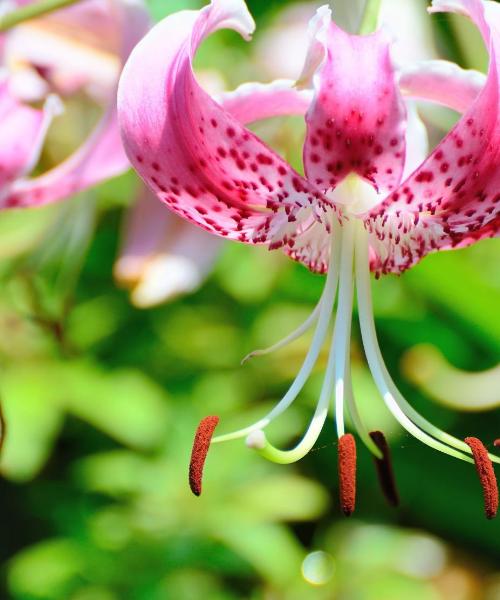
[[212, 221, 342, 444], [333, 219, 355, 439], [355, 223, 474, 464], [240, 300, 322, 364]]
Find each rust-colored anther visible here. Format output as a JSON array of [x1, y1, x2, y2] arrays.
[[338, 433, 357, 516], [189, 416, 219, 496], [465, 436, 498, 519], [494, 439, 500, 448], [369, 430, 399, 507]]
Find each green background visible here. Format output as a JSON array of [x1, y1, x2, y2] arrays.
[[0, 0, 499, 598]]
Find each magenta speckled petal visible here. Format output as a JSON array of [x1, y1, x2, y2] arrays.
[[302, 6, 407, 195], [118, 0, 332, 251], [366, 0, 500, 275]]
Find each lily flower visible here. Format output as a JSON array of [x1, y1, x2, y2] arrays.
[[0, 0, 149, 209], [118, 0, 500, 517], [114, 188, 223, 307]]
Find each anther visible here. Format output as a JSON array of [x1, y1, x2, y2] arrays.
[[464, 437, 498, 519], [494, 439, 500, 448], [338, 434, 356, 516], [189, 416, 219, 496], [369, 430, 399, 507]]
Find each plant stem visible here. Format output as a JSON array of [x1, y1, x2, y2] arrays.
[[0, 0, 82, 31], [359, 0, 382, 35]]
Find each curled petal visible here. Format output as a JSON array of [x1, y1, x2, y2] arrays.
[[1, 0, 150, 209], [118, 0, 332, 252], [215, 79, 311, 123], [366, 0, 500, 274], [302, 6, 407, 195], [399, 60, 486, 113]]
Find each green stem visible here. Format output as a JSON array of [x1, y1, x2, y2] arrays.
[[359, 0, 382, 35], [0, 0, 82, 32]]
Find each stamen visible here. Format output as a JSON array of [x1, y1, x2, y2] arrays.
[[212, 221, 342, 444], [345, 369, 382, 458], [189, 415, 219, 496], [464, 437, 498, 519], [494, 439, 500, 448], [241, 300, 322, 364], [355, 223, 475, 464], [333, 219, 355, 439], [246, 270, 342, 465], [357, 225, 500, 466], [338, 433, 356, 516], [369, 430, 399, 507]]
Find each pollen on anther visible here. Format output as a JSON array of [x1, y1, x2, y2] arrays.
[[465, 437, 498, 519], [189, 416, 220, 496], [338, 434, 356, 516], [369, 431, 399, 507]]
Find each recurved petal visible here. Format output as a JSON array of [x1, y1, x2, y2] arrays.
[[399, 60, 486, 113], [215, 79, 311, 123], [1, 0, 150, 209], [118, 0, 332, 251], [366, 0, 500, 275], [302, 6, 407, 196]]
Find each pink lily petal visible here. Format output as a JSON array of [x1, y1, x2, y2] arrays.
[[302, 6, 407, 195], [3, 105, 127, 208], [118, 0, 332, 251], [215, 79, 311, 123], [0, 80, 60, 194], [1, 0, 150, 209], [399, 60, 485, 113], [115, 188, 222, 307], [4, 0, 122, 102], [366, 0, 500, 274]]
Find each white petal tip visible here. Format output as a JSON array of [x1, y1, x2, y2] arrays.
[[246, 430, 266, 449], [44, 94, 64, 118], [129, 255, 202, 308]]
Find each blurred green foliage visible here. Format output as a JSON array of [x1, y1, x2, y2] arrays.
[[0, 1, 499, 599]]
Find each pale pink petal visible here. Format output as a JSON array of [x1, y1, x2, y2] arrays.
[[0, 80, 60, 194], [1, 0, 150, 209], [118, 0, 332, 251], [402, 102, 428, 179], [3, 106, 127, 208], [399, 60, 485, 113], [366, 0, 500, 274], [302, 6, 407, 195], [216, 79, 311, 123], [115, 188, 222, 307]]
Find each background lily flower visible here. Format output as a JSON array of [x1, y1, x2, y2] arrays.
[[119, 0, 500, 516], [0, 0, 149, 209], [114, 189, 223, 307]]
